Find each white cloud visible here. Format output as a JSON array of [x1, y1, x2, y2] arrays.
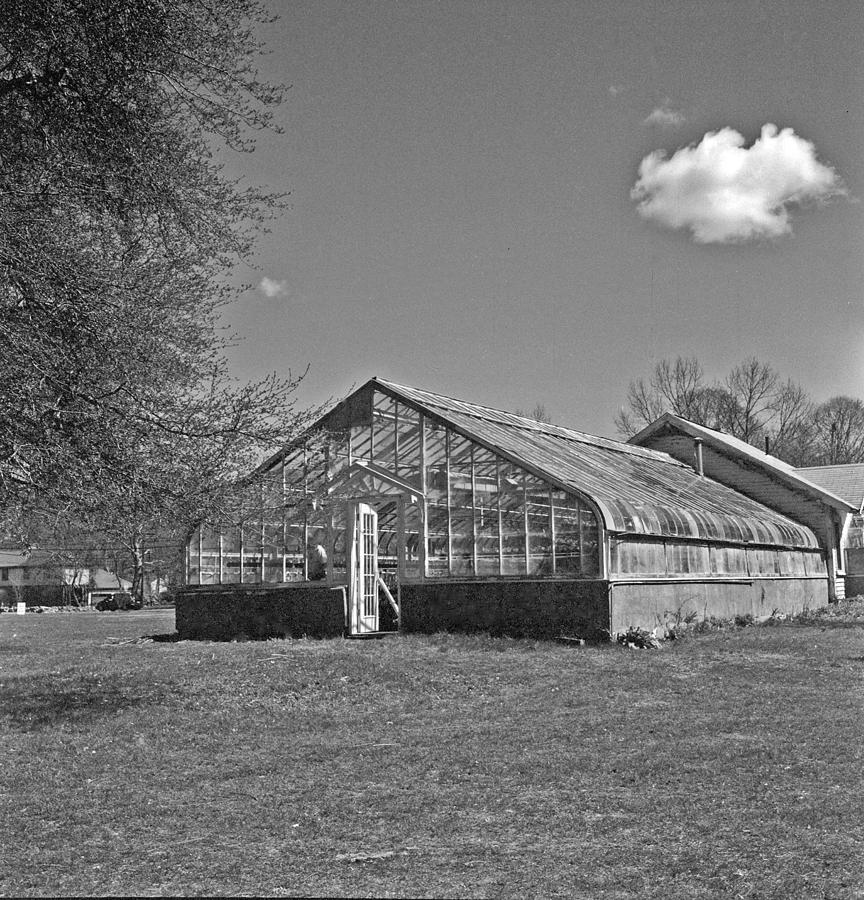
[[631, 124, 844, 243], [644, 103, 685, 128], [609, 84, 625, 97], [259, 276, 286, 298]]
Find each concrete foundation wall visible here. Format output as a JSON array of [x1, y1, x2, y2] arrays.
[[399, 579, 610, 640], [175, 574, 830, 643], [175, 584, 346, 641], [609, 577, 829, 634]]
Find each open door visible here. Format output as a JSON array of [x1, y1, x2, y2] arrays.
[[349, 502, 379, 634]]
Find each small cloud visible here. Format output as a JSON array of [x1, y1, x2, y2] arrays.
[[644, 102, 685, 128], [609, 84, 626, 97], [631, 123, 845, 243], [259, 276, 286, 298]]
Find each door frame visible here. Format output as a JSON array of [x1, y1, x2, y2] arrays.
[[348, 501, 379, 634]]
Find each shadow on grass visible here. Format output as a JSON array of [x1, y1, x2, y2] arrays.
[[1, 673, 172, 731]]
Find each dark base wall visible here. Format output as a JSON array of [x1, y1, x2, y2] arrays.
[[174, 575, 828, 643], [610, 577, 829, 634], [399, 580, 610, 640], [175, 585, 346, 641], [844, 575, 864, 598]]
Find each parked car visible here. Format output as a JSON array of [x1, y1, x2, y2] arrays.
[[93, 591, 142, 611]]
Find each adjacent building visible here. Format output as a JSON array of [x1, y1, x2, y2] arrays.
[[795, 463, 864, 597], [630, 414, 856, 601]]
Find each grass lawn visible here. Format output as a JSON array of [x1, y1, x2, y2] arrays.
[[1, 604, 864, 898]]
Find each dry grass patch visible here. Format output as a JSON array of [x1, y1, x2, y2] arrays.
[[2, 605, 863, 897]]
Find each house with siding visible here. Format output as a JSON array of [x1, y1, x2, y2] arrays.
[[795, 463, 864, 597], [0, 549, 87, 606], [178, 379, 842, 641], [0, 549, 133, 607]]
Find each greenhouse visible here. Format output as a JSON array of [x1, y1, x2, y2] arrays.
[[179, 379, 831, 640]]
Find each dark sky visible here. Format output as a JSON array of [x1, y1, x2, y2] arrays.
[[218, 0, 864, 436]]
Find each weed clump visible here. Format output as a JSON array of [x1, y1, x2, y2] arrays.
[[616, 626, 662, 649]]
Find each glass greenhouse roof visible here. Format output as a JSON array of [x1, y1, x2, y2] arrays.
[[369, 380, 821, 550]]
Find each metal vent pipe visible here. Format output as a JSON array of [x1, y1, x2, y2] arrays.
[[694, 438, 704, 476]]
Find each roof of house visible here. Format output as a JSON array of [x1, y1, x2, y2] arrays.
[[0, 550, 27, 568], [796, 464, 864, 511], [310, 379, 821, 548], [0, 549, 57, 568], [89, 568, 132, 590], [629, 412, 854, 514]]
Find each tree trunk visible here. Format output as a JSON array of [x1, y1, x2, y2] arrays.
[[130, 536, 145, 606]]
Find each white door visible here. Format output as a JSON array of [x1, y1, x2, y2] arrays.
[[350, 502, 379, 634]]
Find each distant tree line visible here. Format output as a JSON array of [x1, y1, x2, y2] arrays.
[[615, 357, 864, 467]]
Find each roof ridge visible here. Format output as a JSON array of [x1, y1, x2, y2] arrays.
[[633, 412, 854, 510], [375, 378, 688, 467], [798, 462, 864, 471]]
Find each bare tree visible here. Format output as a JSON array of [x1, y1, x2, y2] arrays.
[[0, 0, 325, 597], [615, 357, 726, 436], [765, 379, 815, 464], [723, 358, 778, 444], [616, 356, 823, 466], [811, 397, 864, 465]]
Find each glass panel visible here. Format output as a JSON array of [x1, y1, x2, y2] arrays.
[[378, 501, 399, 577], [666, 543, 689, 574], [426, 504, 450, 576], [579, 506, 600, 576], [395, 402, 422, 486], [351, 422, 372, 461], [242, 520, 262, 583], [779, 550, 807, 576], [848, 514, 864, 550], [282, 446, 307, 501], [402, 498, 422, 578], [306, 504, 328, 581], [283, 517, 305, 581], [500, 463, 526, 576], [552, 491, 580, 575], [262, 467, 284, 583], [217, 524, 238, 583], [372, 392, 397, 471], [187, 527, 201, 585], [262, 520, 282, 583], [687, 544, 710, 575], [425, 420, 448, 499], [425, 421, 449, 576], [305, 443, 327, 495], [474, 449, 500, 576], [326, 428, 351, 483], [748, 548, 779, 576], [526, 477, 552, 576], [200, 526, 219, 585], [330, 505, 348, 581], [805, 550, 825, 576], [710, 545, 748, 575], [612, 539, 666, 575], [449, 434, 473, 575]]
